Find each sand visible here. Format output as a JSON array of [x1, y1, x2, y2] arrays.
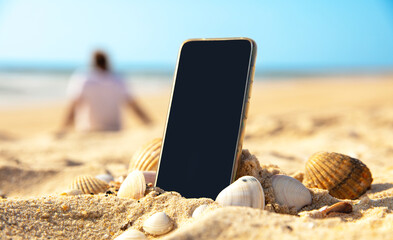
[[1, 74, 393, 239]]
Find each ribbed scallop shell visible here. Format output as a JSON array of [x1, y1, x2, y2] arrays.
[[143, 212, 173, 236], [271, 175, 312, 211], [304, 151, 373, 199], [117, 171, 146, 199], [215, 176, 265, 209], [70, 175, 109, 194], [114, 229, 147, 240], [129, 138, 162, 172]]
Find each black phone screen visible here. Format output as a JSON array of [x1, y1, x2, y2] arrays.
[[156, 39, 255, 199]]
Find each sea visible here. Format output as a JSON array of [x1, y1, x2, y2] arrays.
[[1, 68, 388, 109], [0, 71, 174, 109]]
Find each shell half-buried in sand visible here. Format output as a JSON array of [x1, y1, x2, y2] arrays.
[[114, 229, 147, 240], [70, 175, 109, 194], [304, 151, 373, 199], [271, 174, 312, 211], [192, 204, 209, 218], [128, 138, 161, 172], [117, 171, 146, 199], [300, 202, 353, 218], [216, 176, 265, 209], [143, 212, 173, 236], [60, 189, 83, 196]]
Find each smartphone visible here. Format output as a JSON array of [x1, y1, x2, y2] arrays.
[[155, 38, 257, 199]]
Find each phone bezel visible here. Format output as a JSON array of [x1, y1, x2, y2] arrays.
[[155, 37, 257, 189]]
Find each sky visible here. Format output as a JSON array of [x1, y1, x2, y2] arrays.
[[0, 0, 393, 72]]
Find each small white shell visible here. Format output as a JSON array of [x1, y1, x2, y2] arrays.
[[143, 212, 173, 236], [95, 174, 114, 183], [215, 176, 265, 209], [115, 229, 147, 240], [60, 189, 83, 196], [117, 171, 146, 199], [142, 171, 156, 185], [271, 174, 312, 211], [192, 204, 209, 218]]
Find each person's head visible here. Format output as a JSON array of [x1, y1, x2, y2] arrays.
[[91, 50, 110, 72]]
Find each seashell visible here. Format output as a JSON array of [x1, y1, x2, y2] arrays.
[[271, 175, 312, 211], [304, 151, 373, 199], [115, 229, 147, 240], [142, 171, 156, 185], [116, 175, 126, 184], [117, 171, 146, 199], [129, 138, 162, 172], [300, 202, 352, 218], [70, 175, 109, 194], [192, 204, 208, 218], [143, 212, 173, 236], [60, 189, 83, 196], [215, 176, 265, 209], [322, 202, 352, 215], [95, 174, 114, 183]]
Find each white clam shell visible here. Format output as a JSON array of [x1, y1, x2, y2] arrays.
[[192, 204, 208, 218], [271, 174, 312, 211], [95, 174, 114, 183], [115, 229, 147, 240], [60, 189, 83, 196], [215, 176, 265, 209], [118, 171, 146, 199], [142, 171, 156, 185], [143, 212, 173, 236]]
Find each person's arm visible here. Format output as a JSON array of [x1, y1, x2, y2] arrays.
[[60, 99, 80, 132], [60, 71, 85, 134], [127, 97, 152, 125], [58, 72, 87, 135]]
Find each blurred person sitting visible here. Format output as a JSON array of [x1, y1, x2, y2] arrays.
[[61, 50, 151, 132]]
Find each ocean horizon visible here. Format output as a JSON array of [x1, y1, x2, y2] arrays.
[[0, 69, 392, 109]]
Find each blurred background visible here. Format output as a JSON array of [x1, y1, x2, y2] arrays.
[[1, 0, 392, 108], [1, 0, 393, 196]]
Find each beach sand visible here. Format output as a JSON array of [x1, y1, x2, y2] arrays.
[[1, 74, 393, 239]]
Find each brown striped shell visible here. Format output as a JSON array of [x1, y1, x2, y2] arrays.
[[70, 175, 109, 194], [304, 151, 373, 199], [128, 138, 161, 172]]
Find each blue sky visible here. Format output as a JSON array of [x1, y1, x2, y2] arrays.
[[0, 0, 393, 71]]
